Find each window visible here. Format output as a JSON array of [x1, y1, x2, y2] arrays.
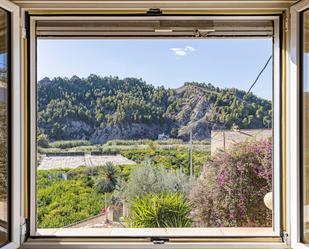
[[0, 7, 10, 247], [301, 7, 309, 244], [29, 16, 281, 239]]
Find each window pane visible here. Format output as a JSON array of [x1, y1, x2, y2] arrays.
[[302, 9, 309, 243], [0, 8, 9, 245], [36, 36, 273, 234]]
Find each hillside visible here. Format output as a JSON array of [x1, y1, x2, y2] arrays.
[[37, 75, 272, 143]]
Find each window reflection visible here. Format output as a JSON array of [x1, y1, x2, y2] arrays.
[[0, 8, 9, 246]]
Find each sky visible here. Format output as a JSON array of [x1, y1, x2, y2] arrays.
[[37, 38, 273, 100]]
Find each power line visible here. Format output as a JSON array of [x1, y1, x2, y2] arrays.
[[212, 55, 272, 133], [247, 55, 272, 94]]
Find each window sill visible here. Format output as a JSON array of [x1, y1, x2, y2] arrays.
[[35, 227, 275, 237], [21, 228, 286, 249], [21, 240, 288, 249]]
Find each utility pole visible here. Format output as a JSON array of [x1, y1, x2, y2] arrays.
[[190, 130, 193, 178]]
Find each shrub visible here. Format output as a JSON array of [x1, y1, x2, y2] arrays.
[[37, 174, 105, 228], [116, 162, 195, 201], [100, 146, 120, 155], [49, 140, 91, 149], [37, 134, 49, 148], [126, 192, 192, 228], [120, 149, 209, 175], [190, 140, 272, 227]]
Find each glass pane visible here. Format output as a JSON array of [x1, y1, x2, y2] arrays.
[[302, 9, 309, 243], [36, 36, 273, 234], [0, 8, 9, 246]]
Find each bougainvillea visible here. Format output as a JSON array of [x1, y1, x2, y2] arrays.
[[189, 139, 272, 227]]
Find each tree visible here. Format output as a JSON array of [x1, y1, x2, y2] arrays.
[[95, 162, 119, 223], [37, 75, 273, 141], [170, 128, 179, 138], [37, 133, 49, 148], [116, 162, 195, 202]]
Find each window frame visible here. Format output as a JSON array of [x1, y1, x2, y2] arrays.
[[0, 0, 22, 249], [26, 13, 284, 247], [289, 1, 309, 249]]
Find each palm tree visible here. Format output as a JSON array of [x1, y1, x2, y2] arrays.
[[95, 162, 119, 223]]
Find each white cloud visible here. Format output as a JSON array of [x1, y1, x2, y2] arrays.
[[175, 50, 187, 56], [185, 46, 195, 51], [169, 46, 195, 56]]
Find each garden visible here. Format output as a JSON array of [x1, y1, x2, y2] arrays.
[[37, 139, 272, 228]]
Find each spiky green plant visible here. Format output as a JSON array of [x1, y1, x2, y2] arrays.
[[126, 192, 192, 228]]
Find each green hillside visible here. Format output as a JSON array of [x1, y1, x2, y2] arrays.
[[37, 75, 272, 143]]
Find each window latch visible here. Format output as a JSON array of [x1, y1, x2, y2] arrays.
[[151, 237, 169, 244], [146, 8, 162, 15]]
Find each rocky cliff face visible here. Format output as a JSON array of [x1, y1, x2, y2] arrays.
[[90, 123, 170, 144], [170, 85, 213, 140], [37, 76, 272, 143]]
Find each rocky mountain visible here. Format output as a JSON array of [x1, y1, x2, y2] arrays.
[[37, 75, 272, 143]]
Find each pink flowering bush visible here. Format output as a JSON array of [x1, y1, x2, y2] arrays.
[[190, 140, 272, 227]]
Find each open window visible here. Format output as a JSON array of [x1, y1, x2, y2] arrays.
[[27, 14, 282, 243], [290, 1, 309, 249], [0, 1, 21, 249]]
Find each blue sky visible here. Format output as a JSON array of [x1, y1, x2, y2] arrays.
[[37, 38, 273, 100]]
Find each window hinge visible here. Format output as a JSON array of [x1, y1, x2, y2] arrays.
[[285, 14, 289, 33], [22, 28, 27, 39], [283, 232, 289, 244]]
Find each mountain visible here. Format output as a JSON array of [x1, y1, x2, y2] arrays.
[[37, 75, 272, 143]]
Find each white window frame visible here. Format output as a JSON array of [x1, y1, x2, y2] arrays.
[[289, 1, 309, 249], [26, 13, 284, 248], [0, 0, 22, 249]]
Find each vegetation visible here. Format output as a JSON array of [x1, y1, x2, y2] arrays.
[[115, 162, 195, 201], [189, 140, 272, 227], [37, 133, 49, 148], [120, 148, 209, 175], [49, 140, 92, 149], [95, 162, 119, 222], [36, 74, 273, 229], [37, 75, 272, 142], [0, 102, 8, 201], [126, 192, 192, 228], [37, 168, 105, 228]]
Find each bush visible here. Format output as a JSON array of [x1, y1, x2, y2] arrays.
[[126, 192, 192, 228], [116, 162, 195, 201], [37, 134, 49, 148], [120, 149, 209, 175], [189, 140, 272, 227], [37, 171, 105, 228], [49, 140, 91, 149], [100, 146, 120, 155]]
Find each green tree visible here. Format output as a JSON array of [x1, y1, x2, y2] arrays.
[[37, 133, 49, 148], [95, 162, 119, 223]]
